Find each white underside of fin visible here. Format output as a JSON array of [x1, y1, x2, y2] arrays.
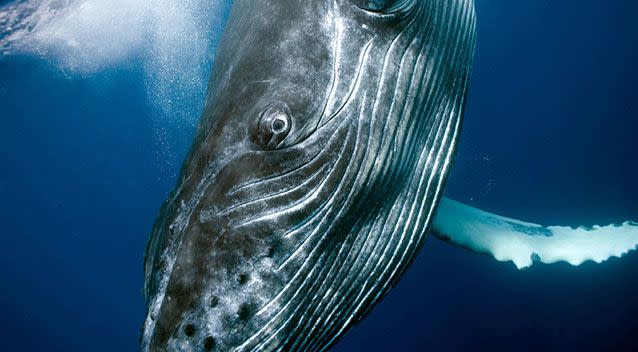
[[433, 198, 638, 269]]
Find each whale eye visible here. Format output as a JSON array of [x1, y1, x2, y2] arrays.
[[271, 115, 288, 133], [256, 102, 292, 149], [353, 0, 415, 14]]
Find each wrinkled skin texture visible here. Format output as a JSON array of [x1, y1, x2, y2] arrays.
[[142, 0, 476, 351]]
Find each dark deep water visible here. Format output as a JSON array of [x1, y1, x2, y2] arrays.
[[1, 1, 637, 351]]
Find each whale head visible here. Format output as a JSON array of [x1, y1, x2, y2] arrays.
[[142, 0, 476, 350]]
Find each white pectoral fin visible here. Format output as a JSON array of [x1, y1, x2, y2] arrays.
[[433, 197, 638, 269]]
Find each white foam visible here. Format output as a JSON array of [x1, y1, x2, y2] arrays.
[[0, 0, 231, 173], [1, 0, 150, 71]]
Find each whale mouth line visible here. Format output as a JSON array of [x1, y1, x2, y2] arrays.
[[226, 112, 351, 197], [222, 121, 353, 220]]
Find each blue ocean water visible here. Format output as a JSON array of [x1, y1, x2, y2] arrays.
[[0, 1, 636, 351]]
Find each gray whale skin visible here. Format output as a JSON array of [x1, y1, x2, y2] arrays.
[[142, 1, 476, 350], [141, 0, 638, 351]]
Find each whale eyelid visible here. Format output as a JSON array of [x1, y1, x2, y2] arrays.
[[256, 103, 293, 150]]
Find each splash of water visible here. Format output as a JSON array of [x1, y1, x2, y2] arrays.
[[0, 0, 232, 175], [1, 0, 146, 70]]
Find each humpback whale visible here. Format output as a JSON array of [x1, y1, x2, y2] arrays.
[[142, 0, 638, 351]]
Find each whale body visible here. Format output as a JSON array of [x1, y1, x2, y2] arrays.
[[142, 0, 476, 350], [142, 0, 638, 351]]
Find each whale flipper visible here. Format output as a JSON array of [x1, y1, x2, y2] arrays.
[[433, 198, 638, 269]]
